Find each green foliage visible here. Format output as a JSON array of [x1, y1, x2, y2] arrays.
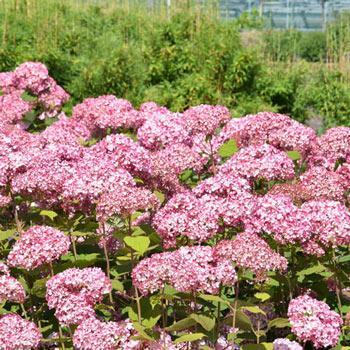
[[1, 0, 350, 128], [298, 31, 327, 62], [124, 236, 150, 255], [218, 139, 238, 158]]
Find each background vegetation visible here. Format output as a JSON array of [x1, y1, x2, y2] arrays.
[[1, 0, 350, 130]]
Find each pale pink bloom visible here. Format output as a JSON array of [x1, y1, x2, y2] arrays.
[[213, 112, 316, 156], [7, 226, 70, 270], [220, 144, 295, 183], [300, 200, 350, 254], [214, 231, 288, 280], [288, 295, 342, 348], [46, 267, 111, 325], [0, 314, 41, 350], [73, 317, 142, 350], [133, 245, 237, 295], [301, 166, 346, 202], [273, 338, 302, 350], [0, 275, 26, 303], [152, 192, 221, 247]]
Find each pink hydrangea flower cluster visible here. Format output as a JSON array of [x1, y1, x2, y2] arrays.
[[182, 104, 230, 135], [132, 245, 237, 295], [96, 182, 158, 222], [268, 182, 313, 206], [288, 294, 343, 348], [73, 317, 141, 350], [193, 172, 254, 227], [219, 144, 295, 183], [46, 267, 111, 325], [0, 274, 26, 304], [0, 262, 10, 275], [300, 200, 350, 255], [0, 62, 69, 116], [152, 192, 221, 247], [0, 314, 41, 350], [214, 231, 288, 280], [7, 226, 70, 270], [214, 112, 316, 155], [244, 194, 311, 245], [40, 112, 91, 145], [308, 126, 350, 168], [72, 95, 142, 133], [137, 110, 190, 150], [300, 166, 346, 202], [0, 93, 32, 126], [273, 338, 302, 350], [149, 143, 205, 192]]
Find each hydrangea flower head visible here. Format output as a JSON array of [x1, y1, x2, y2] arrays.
[[0, 314, 41, 350], [73, 317, 141, 350], [7, 226, 70, 270], [288, 294, 342, 348]]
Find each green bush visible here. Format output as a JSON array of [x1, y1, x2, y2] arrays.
[[1, 0, 350, 128]]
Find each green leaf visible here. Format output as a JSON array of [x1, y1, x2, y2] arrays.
[[174, 333, 206, 343], [128, 306, 139, 322], [190, 314, 215, 331], [17, 276, 29, 293], [111, 279, 124, 292], [338, 254, 350, 263], [132, 321, 155, 341], [199, 294, 230, 306], [31, 278, 49, 298], [242, 343, 273, 350], [254, 292, 271, 302], [142, 315, 161, 329], [219, 139, 238, 158], [286, 150, 301, 161], [268, 318, 291, 329], [265, 278, 280, 287], [124, 236, 150, 255], [0, 229, 16, 241], [60, 253, 100, 269], [70, 231, 93, 237], [165, 317, 197, 332], [154, 191, 165, 203], [241, 306, 266, 315], [297, 264, 327, 277], [39, 210, 58, 221], [95, 303, 114, 318], [163, 285, 179, 296], [180, 169, 193, 181], [235, 310, 253, 330]]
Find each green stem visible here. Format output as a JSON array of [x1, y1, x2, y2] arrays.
[[101, 223, 114, 305], [49, 262, 54, 278], [216, 284, 222, 338], [331, 250, 343, 316], [209, 140, 217, 176], [161, 287, 166, 329], [232, 280, 239, 331], [58, 326, 66, 350], [128, 216, 142, 323], [20, 303, 28, 319], [70, 234, 78, 262]]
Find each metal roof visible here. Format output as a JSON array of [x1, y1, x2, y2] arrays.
[[219, 0, 350, 30]]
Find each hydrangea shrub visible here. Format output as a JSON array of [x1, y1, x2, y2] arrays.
[[0, 62, 349, 349]]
